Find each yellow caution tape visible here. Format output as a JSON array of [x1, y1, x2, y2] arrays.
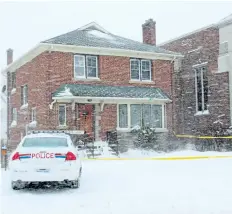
[[173, 131, 232, 139], [81, 156, 232, 161]]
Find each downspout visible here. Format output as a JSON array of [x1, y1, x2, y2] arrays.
[[229, 58, 232, 126], [171, 56, 176, 136]]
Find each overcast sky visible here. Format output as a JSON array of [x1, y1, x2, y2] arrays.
[[0, 1, 232, 70]]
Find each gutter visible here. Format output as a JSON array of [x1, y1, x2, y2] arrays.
[[51, 96, 172, 103]]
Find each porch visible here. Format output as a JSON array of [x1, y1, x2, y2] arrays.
[[51, 84, 172, 145]]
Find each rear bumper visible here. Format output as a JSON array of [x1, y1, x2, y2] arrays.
[[10, 168, 79, 182]]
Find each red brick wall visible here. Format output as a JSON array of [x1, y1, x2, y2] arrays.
[[8, 51, 173, 147], [100, 104, 117, 141], [160, 27, 230, 135]]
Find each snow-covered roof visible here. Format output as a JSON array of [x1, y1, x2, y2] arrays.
[[42, 22, 179, 55]]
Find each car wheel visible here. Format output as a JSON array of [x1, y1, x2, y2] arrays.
[[70, 178, 80, 189], [11, 181, 24, 190]]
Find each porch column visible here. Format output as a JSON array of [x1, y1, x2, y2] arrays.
[[94, 104, 101, 141]]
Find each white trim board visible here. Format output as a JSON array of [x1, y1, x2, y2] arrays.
[[3, 43, 183, 74], [52, 96, 171, 104]]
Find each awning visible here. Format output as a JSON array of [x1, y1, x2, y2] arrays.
[[52, 84, 171, 103]]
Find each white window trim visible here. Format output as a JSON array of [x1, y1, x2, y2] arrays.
[[117, 103, 166, 132], [130, 59, 140, 81], [86, 55, 98, 79], [141, 60, 152, 81], [74, 55, 85, 79], [58, 104, 67, 127], [194, 66, 209, 115], [130, 59, 152, 82], [74, 55, 99, 79]]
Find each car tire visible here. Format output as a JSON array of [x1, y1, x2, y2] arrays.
[[79, 167, 82, 178], [70, 178, 80, 189]]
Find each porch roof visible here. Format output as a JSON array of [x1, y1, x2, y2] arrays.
[[52, 84, 171, 102]]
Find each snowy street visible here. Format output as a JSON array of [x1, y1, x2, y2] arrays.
[[1, 158, 232, 214]]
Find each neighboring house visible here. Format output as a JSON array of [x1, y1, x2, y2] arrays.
[[160, 14, 232, 135], [2, 20, 182, 150]]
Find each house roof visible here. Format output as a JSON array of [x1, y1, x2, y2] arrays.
[[42, 22, 179, 56], [52, 84, 170, 101], [3, 22, 183, 74]]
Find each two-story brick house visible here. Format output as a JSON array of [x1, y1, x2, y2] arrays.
[[160, 15, 232, 136], [3, 20, 182, 150]]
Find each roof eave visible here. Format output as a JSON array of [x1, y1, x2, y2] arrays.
[[217, 19, 232, 28], [2, 42, 183, 74], [52, 96, 172, 103], [41, 42, 183, 59], [2, 44, 48, 74]]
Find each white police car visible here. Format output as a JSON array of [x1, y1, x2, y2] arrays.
[[9, 132, 82, 190]]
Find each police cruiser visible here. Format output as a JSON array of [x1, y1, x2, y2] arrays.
[[9, 131, 82, 190]]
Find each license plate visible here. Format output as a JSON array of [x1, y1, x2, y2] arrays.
[[36, 169, 50, 173]]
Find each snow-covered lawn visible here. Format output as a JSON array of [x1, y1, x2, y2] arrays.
[[1, 158, 232, 214]]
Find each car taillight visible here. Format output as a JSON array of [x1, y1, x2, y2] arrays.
[[65, 152, 76, 161], [12, 152, 20, 161]]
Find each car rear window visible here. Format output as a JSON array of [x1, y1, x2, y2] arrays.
[[22, 137, 68, 147]]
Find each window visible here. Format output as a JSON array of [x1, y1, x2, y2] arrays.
[[11, 108, 17, 122], [58, 105, 66, 126], [74, 55, 98, 79], [118, 104, 163, 129], [219, 42, 228, 55], [118, 104, 128, 128], [130, 59, 151, 81], [195, 66, 208, 113], [31, 108, 36, 122], [11, 72, 16, 88], [21, 85, 28, 106]]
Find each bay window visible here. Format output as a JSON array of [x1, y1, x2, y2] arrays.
[[118, 104, 164, 129]]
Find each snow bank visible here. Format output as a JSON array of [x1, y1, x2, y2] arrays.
[[2, 159, 232, 214], [56, 86, 73, 97]]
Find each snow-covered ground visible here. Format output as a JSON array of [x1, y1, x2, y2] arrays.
[[1, 157, 232, 214]]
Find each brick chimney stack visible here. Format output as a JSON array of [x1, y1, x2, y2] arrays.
[[7, 48, 13, 65], [142, 19, 156, 46]]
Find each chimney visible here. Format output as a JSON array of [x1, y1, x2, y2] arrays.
[[142, 19, 156, 46], [7, 48, 13, 65]]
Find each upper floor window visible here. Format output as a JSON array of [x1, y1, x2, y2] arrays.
[[194, 66, 208, 113], [74, 55, 98, 79], [11, 72, 16, 88], [130, 59, 151, 81], [21, 85, 28, 106], [58, 104, 66, 126], [219, 41, 228, 56]]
